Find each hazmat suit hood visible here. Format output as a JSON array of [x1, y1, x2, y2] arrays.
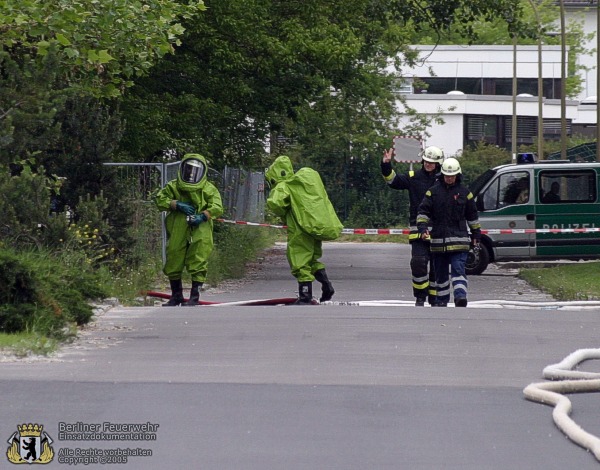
[[177, 153, 208, 192], [265, 156, 294, 189]]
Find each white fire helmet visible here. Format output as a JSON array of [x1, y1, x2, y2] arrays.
[[421, 146, 444, 163], [441, 157, 461, 176]]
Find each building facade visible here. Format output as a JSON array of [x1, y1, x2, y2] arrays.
[[393, 3, 597, 157]]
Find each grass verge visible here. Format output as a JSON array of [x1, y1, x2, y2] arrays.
[[338, 233, 409, 243], [519, 262, 600, 301], [0, 332, 62, 357]]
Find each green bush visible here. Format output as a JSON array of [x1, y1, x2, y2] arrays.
[[459, 142, 511, 186], [0, 248, 109, 336]]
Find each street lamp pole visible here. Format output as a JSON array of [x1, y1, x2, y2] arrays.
[[537, 35, 544, 159], [527, 0, 544, 160], [512, 34, 518, 163], [597, 0, 600, 162], [559, 0, 567, 160]]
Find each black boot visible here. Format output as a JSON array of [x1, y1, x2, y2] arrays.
[[314, 269, 335, 302], [293, 281, 313, 305], [163, 279, 184, 307], [182, 281, 203, 306]]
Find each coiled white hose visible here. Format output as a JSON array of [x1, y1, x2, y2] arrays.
[[523, 349, 600, 461]]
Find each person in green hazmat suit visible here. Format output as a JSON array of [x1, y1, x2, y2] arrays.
[[265, 155, 343, 304], [155, 154, 223, 306]]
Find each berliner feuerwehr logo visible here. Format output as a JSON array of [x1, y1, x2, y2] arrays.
[[6, 423, 54, 464]]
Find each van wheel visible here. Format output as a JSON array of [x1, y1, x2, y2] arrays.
[[466, 244, 490, 275]]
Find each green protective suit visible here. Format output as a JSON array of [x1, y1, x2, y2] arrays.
[[266, 156, 343, 282], [154, 154, 224, 282]]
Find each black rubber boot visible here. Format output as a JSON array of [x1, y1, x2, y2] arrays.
[[293, 281, 313, 305], [163, 279, 184, 307], [314, 269, 335, 302], [182, 281, 203, 306]]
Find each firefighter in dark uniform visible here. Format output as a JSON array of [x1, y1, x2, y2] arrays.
[[416, 157, 481, 307], [381, 145, 443, 306]]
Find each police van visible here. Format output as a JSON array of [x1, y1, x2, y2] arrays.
[[466, 158, 600, 275]]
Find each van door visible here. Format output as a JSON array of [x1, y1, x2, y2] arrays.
[[476, 169, 535, 259], [535, 168, 600, 257]]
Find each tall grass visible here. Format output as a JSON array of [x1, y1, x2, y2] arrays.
[[123, 224, 281, 295]]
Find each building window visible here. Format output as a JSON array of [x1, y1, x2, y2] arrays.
[[418, 77, 482, 94], [392, 78, 413, 94], [466, 115, 497, 142]]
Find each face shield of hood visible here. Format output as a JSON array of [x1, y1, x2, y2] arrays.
[[265, 155, 294, 189], [180, 158, 206, 185]]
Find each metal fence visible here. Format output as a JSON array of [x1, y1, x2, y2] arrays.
[[547, 142, 597, 162], [220, 166, 265, 222], [103, 162, 265, 263]]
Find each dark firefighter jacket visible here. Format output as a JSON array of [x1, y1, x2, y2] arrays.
[[381, 161, 438, 241], [416, 176, 481, 253]]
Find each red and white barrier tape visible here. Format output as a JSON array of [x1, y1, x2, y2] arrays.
[[218, 218, 286, 229], [216, 219, 600, 235]]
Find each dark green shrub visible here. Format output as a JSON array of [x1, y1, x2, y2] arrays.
[[459, 142, 511, 186], [0, 248, 109, 335]]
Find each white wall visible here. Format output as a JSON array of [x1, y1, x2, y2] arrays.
[[396, 94, 580, 156], [565, 6, 598, 101]]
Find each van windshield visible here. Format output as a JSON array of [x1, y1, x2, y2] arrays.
[[469, 169, 496, 196]]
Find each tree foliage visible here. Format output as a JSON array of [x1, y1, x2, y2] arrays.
[[0, 1, 205, 265], [1, 0, 534, 244], [0, 0, 206, 98], [119, 0, 525, 167], [410, 0, 592, 98]]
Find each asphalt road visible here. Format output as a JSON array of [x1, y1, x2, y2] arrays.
[[1, 242, 600, 469]]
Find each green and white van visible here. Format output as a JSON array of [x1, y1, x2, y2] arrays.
[[466, 160, 600, 275]]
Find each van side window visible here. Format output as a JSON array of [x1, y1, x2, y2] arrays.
[[479, 171, 530, 210], [500, 172, 529, 206], [539, 170, 596, 204]]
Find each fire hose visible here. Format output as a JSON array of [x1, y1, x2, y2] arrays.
[[523, 349, 600, 461]]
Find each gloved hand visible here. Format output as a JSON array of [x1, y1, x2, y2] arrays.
[[187, 213, 208, 227], [175, 201, 195, 216]]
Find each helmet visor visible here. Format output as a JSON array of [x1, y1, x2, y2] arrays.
[[181, 159, 206, 184]]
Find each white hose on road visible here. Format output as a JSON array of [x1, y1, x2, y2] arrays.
[[523, 349, 600, 461], [324, 299, 600, 310]]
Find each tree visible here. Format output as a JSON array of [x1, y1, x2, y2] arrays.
[[0, 0, 206, 243], [0, 0, 206, 98], [118, 0, 524, 168], [0, 0, 206, 162], [0, 46, 67, 165]]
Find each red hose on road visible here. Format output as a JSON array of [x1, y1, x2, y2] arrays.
[[146, 291, 298, 306]]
